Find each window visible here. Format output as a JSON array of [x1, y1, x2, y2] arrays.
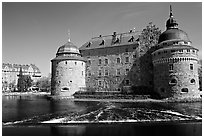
[[169, 78, 177, 85], [125, 48, 129, 52], [184, 41, 188, 44], [190, 64, 193, 70], [181, 88, 188, 93], [133, 54, 136, 58], [99, 70, 102, 76], [99, 59, 102, 65], [82, 71, 83, 76], [75, 62, 77, 65], [169, 64, 173, 71], [125, 68, 129, 75], [171, 50, 175, 53], [61, 87, 69, 91], [187, 49, 190, 53], [133, 47, 136, 49], [125, 80, 130, 85], [116, 69, 120, 75], [116, 58, 120, 64], [88, 71, 91, 77], [105, 70, 109, 76], [98, 80, 102, 86], [88, 60, 91, 65], [190, 79, 195, 84], [99, 40, 105, 45], [164, 51, 167, 53], [158, 52, 161, 55], [179, 49, 183, 53], [125, 57, 129, 63], [128, 36, 134, 42], [65, 61, 67, 64], [105, 59, 108, 64]]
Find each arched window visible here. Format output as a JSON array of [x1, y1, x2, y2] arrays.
[[169, 78, 177, 85], [190, 79, 195, 84], [61, 87, 69, 91], [116, 58, 120, 63], [181, 88, 188, 93]]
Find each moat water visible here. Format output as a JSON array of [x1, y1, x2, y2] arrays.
[[2, 95, 202, 136]]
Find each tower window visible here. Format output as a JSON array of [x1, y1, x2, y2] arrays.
[[105, 59, 108, 64], [190, 79, 195, 84], [169, 64, 173, 71], [88, 60, 91, 65], [179, 49, 183, 53], [181, 88, 188, 93], [187, 49, 190, 53], [116, 58, 120, 64], [169, 78, 177, 85], [65, 61, 67, 64], [99, 59, 102, 65], [190, 64, 193, 70], [125, 57, 129, 63]]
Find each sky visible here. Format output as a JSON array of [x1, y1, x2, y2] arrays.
[[2, 2, 202, 76]]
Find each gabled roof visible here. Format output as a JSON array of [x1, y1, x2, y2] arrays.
[[79, 31, 141, 50], [2, 63, 41, 73]]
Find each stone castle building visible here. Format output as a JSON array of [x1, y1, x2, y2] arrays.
[[2, 63, 41, 91], [152, 7, 200, 98], [51, 7, 200, 99], [51, 38, 86, 97], [79, 23, 161, 93]]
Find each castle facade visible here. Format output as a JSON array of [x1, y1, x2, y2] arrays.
[[51, 7, 200, 99]]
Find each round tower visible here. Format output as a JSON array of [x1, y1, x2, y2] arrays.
[[152, 6, 200, 99], [51, 34, 86, 97]]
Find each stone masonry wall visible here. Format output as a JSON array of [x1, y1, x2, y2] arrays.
[[51, 60, 86, 96]]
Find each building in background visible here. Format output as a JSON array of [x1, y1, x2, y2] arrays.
[[2, 63, 41, 91]]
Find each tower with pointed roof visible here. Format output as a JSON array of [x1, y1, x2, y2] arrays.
[[152, 6, 200, 98], [51, 32, 86, 97]]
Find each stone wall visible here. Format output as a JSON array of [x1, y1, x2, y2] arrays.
[[153, 46, 200, 98], [80, 23, 161, 93], [51, 60, 86, 96]]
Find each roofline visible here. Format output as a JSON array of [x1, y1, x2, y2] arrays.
[[79, 42, 139, 51], [91, 31, 142, 39]]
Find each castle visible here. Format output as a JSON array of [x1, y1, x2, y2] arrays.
[[51, 7, 200, 99]]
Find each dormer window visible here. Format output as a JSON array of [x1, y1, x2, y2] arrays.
[[114, 38, 120, 44], [99, 40, 105, 46], [86, 42, 92, 47], [128, 36, 134, 42]]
